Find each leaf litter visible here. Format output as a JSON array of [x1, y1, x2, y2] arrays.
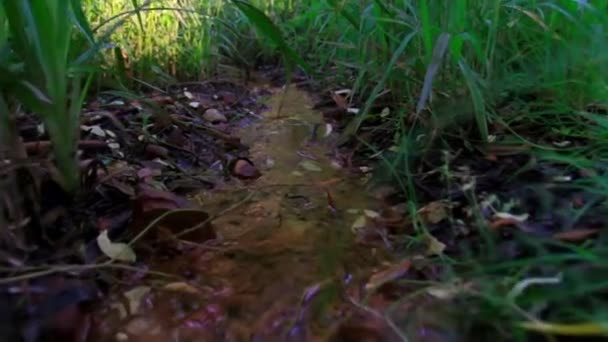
[[4, 68, 608, 342]]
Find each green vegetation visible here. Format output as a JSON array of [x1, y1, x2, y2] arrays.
[[1, 0, 607, 340]]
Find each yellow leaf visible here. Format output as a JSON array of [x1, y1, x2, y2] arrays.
[[97, 230, 136, 262], [426, 235, 446, 256], [519, 321, 608, 337], [163, 282, 201, 295]]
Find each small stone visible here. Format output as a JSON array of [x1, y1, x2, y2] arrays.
[[203, 108, 227, 123], [115, 332, 129, 341], [232, 159, 261, 180]]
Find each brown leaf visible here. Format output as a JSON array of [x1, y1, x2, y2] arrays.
[[331, 92, 348, 110], [365, 259, 412, 292], [419, 201, 449, 224], [131, 185, 214, 242], [166, 127, 188, 147], [144, 144, 169, 159], [232, 159, 261, 180], [553, 228, 600, 242], [149, 94, 174, 105], [217, 90, 238, 106], [137, 167, 161, 180], [162, 282, 202, 295], [489, 218, 521, 230], [104, 178, 135, 197]]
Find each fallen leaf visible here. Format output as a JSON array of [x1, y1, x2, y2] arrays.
[[380, 107, 390, 117], [519, 321, 608, 337], [365, 259, 412, 292], [184, 91, 194, 99], [553, 228, 600, 242], [351, 215, 367, 232], [131, 185, 214, 242], [124, 286, 151, 315], [163, 282, 201, 295], [331, 92, 348, 110], [189, 101, 201, 108], [203, 108, 227, 123], [300, 160, 322, 172], [137, 167, 161, 180], [82, 125, 106, 138], [494, 212, 529, 222], [426, 281, 474, 299], [324, 123, 333, 137], [419, 201, 449, 224], [489, 217, 521, 230], [144, 144, 169, 159], [426, 235, 446, 256], [97, 230, 136, 262], [364, 210, 380, 219]]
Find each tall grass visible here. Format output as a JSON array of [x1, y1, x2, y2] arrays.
[[0, 0, 99, 191], [82, 0, 298, 85]]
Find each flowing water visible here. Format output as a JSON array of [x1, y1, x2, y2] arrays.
[[91, 84, 393, 341]]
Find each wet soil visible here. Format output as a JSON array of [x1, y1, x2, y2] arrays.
[[89, 83, 397, 341]]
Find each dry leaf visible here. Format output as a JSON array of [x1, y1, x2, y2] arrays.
[[203, 108, 227, 123], [426, 235, 446, 256], [97, 230, 136, 262], [419, 201, 449, 224], [351, 215, 367, 232], [553, 228, 600, 242], [519, 321, 608, 337], [300, 160, 322, 172], [124, 286, 151, 315], [365, 259, 412, 292], [163, 282, 201, 295], [331, 92, 348, 110]]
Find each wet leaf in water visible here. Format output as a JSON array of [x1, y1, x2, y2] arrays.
[[300, 160, 322, 172], [96, 230, 136, 262], [552, 228, 600, 242], [365, 259, 412, 292]]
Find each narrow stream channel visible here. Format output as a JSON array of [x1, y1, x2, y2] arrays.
[[91, 83, 394, 341]]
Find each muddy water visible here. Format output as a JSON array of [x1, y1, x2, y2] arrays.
[[92, 85, 390, 341]]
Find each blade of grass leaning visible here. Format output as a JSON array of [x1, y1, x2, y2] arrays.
[[231, 0, 312, 75], [415, 32, 451, 115], [458, 59, 488, 142], [339, 29, 418, 142]]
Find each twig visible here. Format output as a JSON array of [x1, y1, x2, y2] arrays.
[[127, 190, 255, 245], [0, 261, 180, 285]]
